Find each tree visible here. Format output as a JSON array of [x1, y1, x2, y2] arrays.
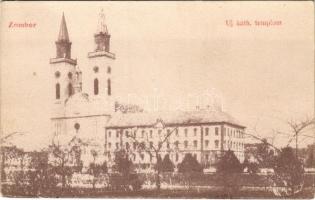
[[177, 153, 203, 189], [160, 154, 175, 172], [178, 153, 203, 173], [28, 151, 58, 195], [273, 147, 304, 197], [242, 158, 259, 174], [113, 149, 134, 176], [88, 162, 107, 189], [246, 139, 276, 168], [111, 149, 143, 191], [287, 118, 314, 157], [215, 150, 243, 197], [305, 149, 315, 168], [49, 143, 79, 189], [125, 123, 179, 191]]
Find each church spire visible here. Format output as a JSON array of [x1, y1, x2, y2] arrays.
[[94, 9, 111, 52], [58, 13, 70, 41], [55, 13, 72, 59], [97, 9, 108, 34]]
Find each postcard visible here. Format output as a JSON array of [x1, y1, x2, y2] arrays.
[[0, 1, 314, 198]]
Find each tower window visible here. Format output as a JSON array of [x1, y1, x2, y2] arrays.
[[94, 78, 99, 95], [93, 66, 99, 73], [68, 72, 73, 79], [55, 71, 60, 78], [107, 79, 111, 96], [68, 83, 73, 96], [55, 83, 60, 99], [107, 66, 111, 74]]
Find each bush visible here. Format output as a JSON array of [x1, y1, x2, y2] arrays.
[[178, 154, 203, 173]]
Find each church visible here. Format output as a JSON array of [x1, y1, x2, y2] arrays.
[[50, 10, 246, 172]]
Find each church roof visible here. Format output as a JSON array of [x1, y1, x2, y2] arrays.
[[58, 13, 70, 41], [106, 110, 245, 129]]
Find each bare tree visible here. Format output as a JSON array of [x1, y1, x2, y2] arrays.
[[124, 122, 178, 191], [244, 116, 315, 197], [286, 117, 314, 157]]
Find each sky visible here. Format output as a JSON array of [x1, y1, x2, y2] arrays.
[[1, 1, 314, 151]]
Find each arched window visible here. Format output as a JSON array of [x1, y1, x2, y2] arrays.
[[55, 83, 60, 99], [94, 78, 99, 95], [68, 83, 73, 96], [107, 79, 111, 96]]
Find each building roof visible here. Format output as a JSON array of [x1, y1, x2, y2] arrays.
[[58, 13, 70, 41], [106, 110, 245, 129]]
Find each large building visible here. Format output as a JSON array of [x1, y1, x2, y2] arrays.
[[50, 11, 246, 171]]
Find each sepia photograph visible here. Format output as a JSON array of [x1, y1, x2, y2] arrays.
[[0, 1, 314, 198]]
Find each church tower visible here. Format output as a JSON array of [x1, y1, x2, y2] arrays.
[[50, 13, 79, 116], [86, 9, 115, 111]]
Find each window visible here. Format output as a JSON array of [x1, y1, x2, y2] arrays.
[[141, 130, 145, 138], [175, 129, 179, 136], [73, 123, 80, 132], [107, 66, 111, 74], [93, 66, 99, 73], [205, 140, 209, 148], [126, 142, 130, 150], [215, 140, 219, 149], [68, 72, 73, 79], [175, 141, 179, 148], [167, 129, 171, 135], [184, 128, 188, 137], [108, 142, 111, 149], [150, 130, 153, 138], [184, 141, 188, 148], [193, 140, 198, 148], [55, 71, 60, 78], [215, 127, 219, 136], [205, 154, 209, 161], [167, 143, 170, 149], [115, 143, 119, 149], [194, 128, 197, 136], [107, 79, 111, 96], [68, 83, 73, 96], [108, 131, 111, 138], [158, 129, 162, 135], [133, 142, 137, 150], [116, 132, 119, 138], [175, 153, 179, 162], [205, 127, 209, 136], [94, 78, 99, 95], [134, 130, 137, 138], [125, 130, 129, 137], [158, 142, 162, 149], [140, 154, 144, 160], [193, 154, 197, 159], [55, 83, 60, 99], [150, 142, 153, 149]]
